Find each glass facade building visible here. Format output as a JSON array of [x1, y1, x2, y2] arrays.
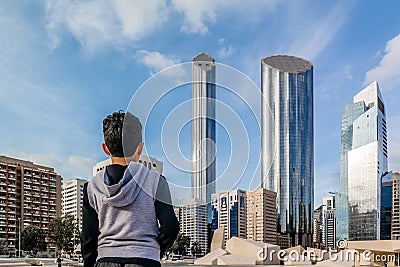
[[261, 55, 314, 247], [191, 53, 216, 212], [338, 81, 388, 241], [381, 171, 393, 240]]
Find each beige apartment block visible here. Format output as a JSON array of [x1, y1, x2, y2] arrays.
[[92, 155, 163, 176], [246, 188, 277, 245], [0, 155, 62, 255], [392, 172, 400, 240]]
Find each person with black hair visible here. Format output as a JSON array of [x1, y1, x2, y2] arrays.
[[80, 111, 180, 267]]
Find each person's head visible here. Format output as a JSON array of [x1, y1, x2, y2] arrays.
[[102, 111, 143, 163]]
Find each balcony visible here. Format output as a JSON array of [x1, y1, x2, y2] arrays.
[[8, 175, 16, 180], [8, 170, 16, 174]]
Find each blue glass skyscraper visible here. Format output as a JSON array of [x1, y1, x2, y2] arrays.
[[261, 55, 314, 248], [337, 81, 388, 241], [192, 53, 216, 222]]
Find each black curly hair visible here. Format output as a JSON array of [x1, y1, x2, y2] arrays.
[[102, 111, 142, 157]]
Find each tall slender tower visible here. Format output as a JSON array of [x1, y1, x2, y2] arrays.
[[192, 53, 216, 209], [338, 81, 388, 241], [261, 55, 314, 248]]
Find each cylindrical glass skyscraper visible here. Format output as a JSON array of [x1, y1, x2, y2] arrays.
[[261, 55, 314, 248]]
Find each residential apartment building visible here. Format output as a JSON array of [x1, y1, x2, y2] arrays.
[[62, 178, 87, 231], [211, 190, 246, 242], [323, 195, 336, 248], [246, 188, 277, 245], [313, 195, 336, 249], [180, 199, 208, 256], [92, 155, 163, 176], [0, 155, 62, 255], [392, 173, 400, 240], [313, 205, 324, 248]]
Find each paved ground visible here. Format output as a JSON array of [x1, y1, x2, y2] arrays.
[[0, 258, 79, 267]]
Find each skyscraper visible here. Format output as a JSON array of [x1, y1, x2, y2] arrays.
[[261, 55, 314, 247], [338, 81, 388, 241], [191, 53, 216, 207]]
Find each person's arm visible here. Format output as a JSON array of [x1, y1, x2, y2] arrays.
[[155, 176, 180, 257], [80, 183, 100, 267]]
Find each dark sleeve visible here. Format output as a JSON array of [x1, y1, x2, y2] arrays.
[[80, 183, 100, 267], [155, 175, 180, 257]]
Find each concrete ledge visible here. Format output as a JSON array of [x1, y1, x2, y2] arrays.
[[217, 254, 255, 266], [194, 248, 227, 265], [211, 227, 225, 252], [226, 237, 280, 265]]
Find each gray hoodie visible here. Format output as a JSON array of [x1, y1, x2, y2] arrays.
[[86, 162, 161, 261]]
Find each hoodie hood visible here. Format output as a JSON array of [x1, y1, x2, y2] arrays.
[[92, 162, 160, 208]]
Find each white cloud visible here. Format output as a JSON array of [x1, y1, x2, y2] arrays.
[[217, 38, 234, 58], [171, 0, 217, 35], [46, 0, 169, 52], [364, 33, 400, 91], [287, 1, 356, 60], [171, 0, 279, 35], [136, 50, 180, 72], [4, 151, 95, 181], [345, 64, 352, 80], [112, 0, 169, 40]]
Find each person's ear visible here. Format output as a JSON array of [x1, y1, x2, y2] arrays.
[[136, 142, 144, 156], [102, 143, 112, 156]]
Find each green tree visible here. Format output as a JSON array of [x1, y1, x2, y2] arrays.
[[0, 239, 7, 255], [21, 226, 47, 255], [48, 215, 78, 254], [169, 233, 190, 256], [190, 241, 202, 257]]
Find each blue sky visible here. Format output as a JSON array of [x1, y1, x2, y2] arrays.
[[1, 0, 400, 207]]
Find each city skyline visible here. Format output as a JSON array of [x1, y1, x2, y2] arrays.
[[0, 1, 400, 209]]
